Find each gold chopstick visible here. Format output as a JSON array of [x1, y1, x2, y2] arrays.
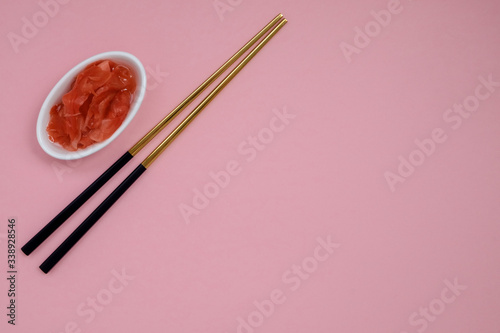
[[128, 13, 284, 156], [142, 18, 288, 168]]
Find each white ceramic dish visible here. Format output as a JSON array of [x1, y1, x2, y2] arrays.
[[36, 51, 147, 160]]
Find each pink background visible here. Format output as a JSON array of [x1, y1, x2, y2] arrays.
[[1, 0, 500, 332]]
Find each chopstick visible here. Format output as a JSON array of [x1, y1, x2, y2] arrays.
[[39, 17, 287, 273], [21, 13, 284, 256]]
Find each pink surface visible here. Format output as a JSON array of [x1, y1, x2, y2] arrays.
[[1, 0, 500, 332]]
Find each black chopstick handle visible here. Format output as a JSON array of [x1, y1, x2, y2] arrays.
[[40, 164, 146, 274], [22, 151, 134, 256]]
